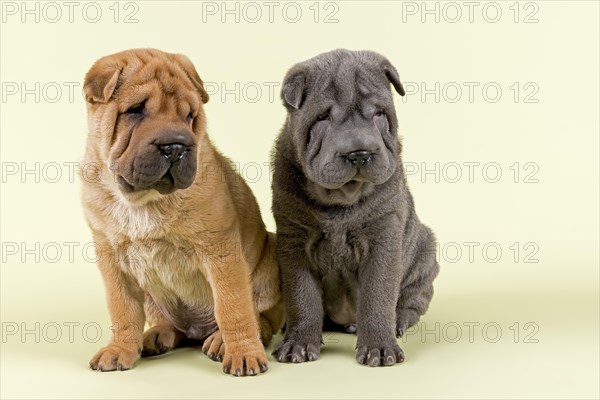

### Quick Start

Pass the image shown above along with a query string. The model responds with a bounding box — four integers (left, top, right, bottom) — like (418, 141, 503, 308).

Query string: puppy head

(281, 49, 405, 206)
(84, 48, 209, 205)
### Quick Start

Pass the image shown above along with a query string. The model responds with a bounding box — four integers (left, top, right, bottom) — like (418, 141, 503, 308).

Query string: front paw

(222, 340, 268, 377)
(89, 344, 141, 371)
(272, 338, 321, 363)
(356, 343, 404, 367)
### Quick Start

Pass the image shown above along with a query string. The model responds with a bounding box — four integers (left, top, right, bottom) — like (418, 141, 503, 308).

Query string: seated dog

(81, 48, 283, 376)
(271, 49, 439, 366)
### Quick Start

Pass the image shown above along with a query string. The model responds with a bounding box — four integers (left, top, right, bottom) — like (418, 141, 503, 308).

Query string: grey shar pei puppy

(271, 49, 440, 367)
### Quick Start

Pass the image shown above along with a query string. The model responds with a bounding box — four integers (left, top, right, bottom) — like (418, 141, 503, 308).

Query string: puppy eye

(187, 112, 194, 121)
(374, 110, 385, 117)
(125, 102, 145, 115)
(316, 112, 330, 121)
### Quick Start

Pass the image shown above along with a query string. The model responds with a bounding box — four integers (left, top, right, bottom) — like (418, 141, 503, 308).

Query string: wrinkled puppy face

(84, 48, 209, 205)
(282, 49, 405, 206)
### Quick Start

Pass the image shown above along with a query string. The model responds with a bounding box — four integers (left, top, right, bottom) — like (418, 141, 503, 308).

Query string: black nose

(157, 143, 188, 163)
(345, 150, 372, 166)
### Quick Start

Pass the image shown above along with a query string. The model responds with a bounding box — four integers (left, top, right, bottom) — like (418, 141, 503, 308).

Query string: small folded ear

(84, 60, 121, 104)
(382, 61, 405, 96)
(173, 54, 209, 104)
(282, 66, 307, 109)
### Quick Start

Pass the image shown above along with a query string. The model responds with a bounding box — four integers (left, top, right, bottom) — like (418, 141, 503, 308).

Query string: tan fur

(81, 49, 283, 376)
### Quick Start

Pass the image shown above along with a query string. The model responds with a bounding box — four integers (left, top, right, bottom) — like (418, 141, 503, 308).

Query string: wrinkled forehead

(114, 57, 199, 110)
(308, 61, 391, 109)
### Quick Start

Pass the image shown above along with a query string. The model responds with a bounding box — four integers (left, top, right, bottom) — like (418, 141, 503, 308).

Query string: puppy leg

(397, 228, 439, 337)
(272, 238, 323, 363)
(356, 247, 404, 367)
(208, 295, 283, 362)
(89, 234, 145, 371)
(259, 302, 285, 345)
(207, 251, 268, 377)
(396, 276, 435, 338)
(142, 296, 186, 357)
(250, 232, 285, 345)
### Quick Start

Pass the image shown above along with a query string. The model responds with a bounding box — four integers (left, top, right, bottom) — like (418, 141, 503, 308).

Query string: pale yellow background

(1, 1, 598, 399)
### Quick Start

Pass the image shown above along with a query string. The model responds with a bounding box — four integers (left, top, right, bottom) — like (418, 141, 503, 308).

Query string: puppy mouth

(318, 179, 366, 196)
(117, 175, 135, 193)
(117, 172, 176, 195)
(319, 174, 372, 190)
(351, 175, 372, 183)
(311, 179, 371, 206)
(153, 171, 176, 194)
(338, 179, 366, 196)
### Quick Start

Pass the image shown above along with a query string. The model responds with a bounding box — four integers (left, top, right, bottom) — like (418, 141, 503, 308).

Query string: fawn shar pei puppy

(271, 49, 439, 366)
(81, 48, 283, 376)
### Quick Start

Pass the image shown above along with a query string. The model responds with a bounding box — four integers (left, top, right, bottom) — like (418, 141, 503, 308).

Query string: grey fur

(271, 49, 439, 366)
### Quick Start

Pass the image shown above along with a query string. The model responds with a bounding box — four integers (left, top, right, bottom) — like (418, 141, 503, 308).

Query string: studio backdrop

(1, 1, 598, 399)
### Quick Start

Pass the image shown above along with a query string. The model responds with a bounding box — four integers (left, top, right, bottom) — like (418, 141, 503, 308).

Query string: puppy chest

(119, 240, 213, 304)
(309, 229, 368, 272)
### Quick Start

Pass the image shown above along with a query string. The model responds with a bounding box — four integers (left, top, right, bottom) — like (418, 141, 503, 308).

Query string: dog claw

(90, 345, 139, 372)
(357, 344, 404, 367)
(272, 339, 321, 363)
